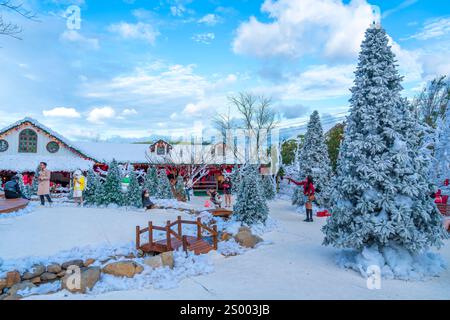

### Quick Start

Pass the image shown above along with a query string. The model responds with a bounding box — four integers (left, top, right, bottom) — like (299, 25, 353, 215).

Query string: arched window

(19, 129, 38, 153)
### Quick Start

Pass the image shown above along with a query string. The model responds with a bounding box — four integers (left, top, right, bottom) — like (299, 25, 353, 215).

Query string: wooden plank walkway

(0, 198, 30, 214)
(140, 235, 214, 255)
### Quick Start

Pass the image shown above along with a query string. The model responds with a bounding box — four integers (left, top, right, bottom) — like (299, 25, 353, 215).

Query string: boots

(304, 209, 314, 222)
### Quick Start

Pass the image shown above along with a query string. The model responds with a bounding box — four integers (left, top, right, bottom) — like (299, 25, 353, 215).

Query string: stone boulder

(61, 259, 84, 270)
(143, 251, 174, 269)
(41, 272, 58, 282)
(84, 259, 96, 267)
(22, 265, 46, 280)
(61, 267, 101, 294)
(47, 264, 62, 274)
(234, 228, 263, 248)
(102, 261, 144, 278)
(8, 281, 35, 296)
(31, 277, 41, 285)
(0, 278, 7, 291)
(6, 271, 21, 288)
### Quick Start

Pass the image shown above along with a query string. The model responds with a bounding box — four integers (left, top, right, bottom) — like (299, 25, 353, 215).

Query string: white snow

(1, 197, 449, 300)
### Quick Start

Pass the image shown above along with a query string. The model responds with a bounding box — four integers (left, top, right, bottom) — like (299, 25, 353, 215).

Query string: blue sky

(0, 0, 449, 141)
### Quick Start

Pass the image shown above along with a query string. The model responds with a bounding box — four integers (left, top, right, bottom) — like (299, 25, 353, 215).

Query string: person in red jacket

(287, 175, 316, 222)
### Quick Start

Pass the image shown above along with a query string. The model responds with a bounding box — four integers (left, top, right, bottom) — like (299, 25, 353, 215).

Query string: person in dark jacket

(287, 175, 316, 222)
(142, 189, 155, 210)
(4, 176, 27, 200)
(222, 177, 232, 208)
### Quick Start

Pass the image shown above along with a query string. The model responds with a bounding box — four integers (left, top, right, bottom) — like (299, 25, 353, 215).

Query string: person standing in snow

(287, 176, 315, 222)
(222, 177, 232, 208)
(73, 170, 86, 206)
(37, 162, 53, 206)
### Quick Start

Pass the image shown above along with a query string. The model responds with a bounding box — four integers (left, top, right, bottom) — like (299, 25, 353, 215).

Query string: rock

(8, 281, 35, 296)
(6, 271, 21, 288)
(47, 264, 62, 274)
(84, 259, 96, 267)
(238, 226, 251, 233)
(61, 267, 101, 294)
(143, 251, 174, 269)
(221, 232, 233, 242)
(160, 251, 174, 269)
(57, 271, 66, 278)
(0, 294, 7, 300)
(234, 229, 263, 248)
(22, 265, 46, 280)
(0, 278, 7, 291)
(41, 272, 57, 282)
(61, 259, 84, 270)
(143, 256, 163, 269)
(102, 261, 144, 278)
(30, 277, 41, 285)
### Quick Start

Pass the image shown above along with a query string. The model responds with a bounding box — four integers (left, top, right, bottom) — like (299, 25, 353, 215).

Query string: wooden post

(197, 217, 202, 240)
(178, 216, 182, 237)
(149, 221, 153, 246)
(136, 226, 140, 250)
(182, 235, 188, 252)
(166, 221, 172, 251)
(213, 225, 218, 250)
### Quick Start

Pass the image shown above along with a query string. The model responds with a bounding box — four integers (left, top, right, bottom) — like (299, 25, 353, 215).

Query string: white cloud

(232, 0, 376, 60)
(408, 17, 450, 41)
(60, 30, 100, 50)
(87, 107, 116, 123)
(192, 32, 215, 44)
(122, 108, 138, 116)
(198, 14, 221, 26)
(43, 107, 81, 118)
(108, 22, 160, 45)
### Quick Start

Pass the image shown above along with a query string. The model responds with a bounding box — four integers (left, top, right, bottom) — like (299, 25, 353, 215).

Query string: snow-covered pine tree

(322, 24, 447, 279)
(434, 104, 449, 187)
(31, 165, 40, 195)
(98, 159, 123, 206)
(144, 166, 158, 197)
(234, 165, 269, 225)
(126, 170, 142, 208)
(84, 169, 99, 206)
(291, 138, 303, 206)
(230, 164, 241, 195)
(293, 111, 333, 208)
(262, 174, 276, 200)
(17, 173, 31, 199)
(155, 169, 174, 199)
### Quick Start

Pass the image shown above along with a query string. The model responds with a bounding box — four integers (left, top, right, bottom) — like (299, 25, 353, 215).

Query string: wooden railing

(136, 216, 218, 253)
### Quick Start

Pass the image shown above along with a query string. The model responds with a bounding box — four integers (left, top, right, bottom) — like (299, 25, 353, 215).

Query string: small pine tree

(291, 138, 303, 206)
(230, 164, 241, 195)
(31, 165, 40, 195)
(234, 165, 269, 225)
(174, 175, 186, 201)
(144, 167, 158, 196)
(84, 169, 99, 206)
(98, 159, 123, 206)
(17, 173, 31, 199)
(295, 111, 333, 208)
(434, 105, 449, 186)
(155, 169, 174, 199)
(126, 170, 142, 208)
(262, 175, 276, 200)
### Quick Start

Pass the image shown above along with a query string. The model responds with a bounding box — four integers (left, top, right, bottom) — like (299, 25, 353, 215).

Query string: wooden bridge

(136, 216, 218, 255)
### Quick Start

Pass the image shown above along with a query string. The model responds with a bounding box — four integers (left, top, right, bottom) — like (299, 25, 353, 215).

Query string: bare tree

(413, 75, 450, 128)
(0, 0, 37, 40)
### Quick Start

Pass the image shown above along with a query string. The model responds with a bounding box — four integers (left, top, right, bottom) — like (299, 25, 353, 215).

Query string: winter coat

(37, 169, 51, 196)
(289, 178, 315, 196)
(4, 180, 23, 199)
(142, 195, 154, 208)
(73, 176, 86, 191)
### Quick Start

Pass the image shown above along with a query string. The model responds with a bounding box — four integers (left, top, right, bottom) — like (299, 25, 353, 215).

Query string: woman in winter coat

(37, 162, 53, 206)
(287, 175, 315, 222)
(142, 189, 155, 210)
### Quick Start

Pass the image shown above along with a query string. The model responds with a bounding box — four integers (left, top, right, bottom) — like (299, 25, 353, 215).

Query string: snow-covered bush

(155, 169, 174, 199)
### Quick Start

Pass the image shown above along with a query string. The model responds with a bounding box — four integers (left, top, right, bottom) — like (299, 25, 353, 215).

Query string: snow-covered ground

(1, 197, 449, 300)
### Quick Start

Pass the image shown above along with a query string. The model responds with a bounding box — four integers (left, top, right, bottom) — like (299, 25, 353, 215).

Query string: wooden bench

(0, 198, 30, 214)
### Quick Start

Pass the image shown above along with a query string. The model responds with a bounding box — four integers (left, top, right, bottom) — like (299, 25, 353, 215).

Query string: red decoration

(317, 210, 331, 217)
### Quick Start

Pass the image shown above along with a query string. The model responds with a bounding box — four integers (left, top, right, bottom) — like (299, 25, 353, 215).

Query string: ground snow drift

(337, 244, 448, 280)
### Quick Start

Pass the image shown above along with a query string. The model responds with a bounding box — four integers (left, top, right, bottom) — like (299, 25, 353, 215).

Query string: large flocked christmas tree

(155, 169, 174, 199)
(294, 111, 332, 208)
(262, 174, 276, 201)
(144, 166, 158, 196)
(98, 159, 123, 206)
(230, 164, 241, 195)
(84, 169, 100, 206)
(234, 165, 269, 225)
(433, 104, 449, 187)
(125, 170, 142, 208)
(323, 24, 447, 279)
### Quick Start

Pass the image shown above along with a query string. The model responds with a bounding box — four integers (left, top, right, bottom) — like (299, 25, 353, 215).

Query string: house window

(157, 145, 166, 155)
(19, 129, 38, 153)
(46, 141, 60, 153)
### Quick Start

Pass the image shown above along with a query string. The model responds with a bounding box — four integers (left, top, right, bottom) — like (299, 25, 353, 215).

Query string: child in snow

(73, 170, 86, 206)
(222, 177, 232, 208)
(287, 176, 316, 222)
(142, 189, 156, 210)
(207, 187, 222, 208)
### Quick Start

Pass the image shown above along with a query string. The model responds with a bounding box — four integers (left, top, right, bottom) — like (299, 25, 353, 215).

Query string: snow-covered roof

(76, 141, 150, 164)
(0, 155, 94, 172)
